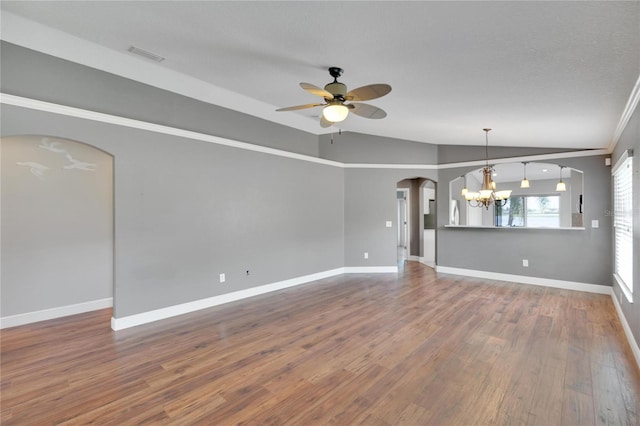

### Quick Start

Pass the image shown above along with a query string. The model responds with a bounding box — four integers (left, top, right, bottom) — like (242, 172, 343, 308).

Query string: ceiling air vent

(127, 46, 165, 63)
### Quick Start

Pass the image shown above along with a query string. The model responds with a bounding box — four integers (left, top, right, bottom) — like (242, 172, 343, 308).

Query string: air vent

(127, 46, 165, 63)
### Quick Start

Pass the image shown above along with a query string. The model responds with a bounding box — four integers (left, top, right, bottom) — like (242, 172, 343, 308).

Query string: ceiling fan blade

(348, 103, 387, 119)
(320, 116, 334, 128)
(345, 84, 391, 102)
(300, 82, 334, 99)
(276, 103, 323, 112)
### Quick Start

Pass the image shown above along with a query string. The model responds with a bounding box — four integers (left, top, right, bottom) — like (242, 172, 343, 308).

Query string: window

(613, 151, 633, 302)
(495, 195, 560, 228)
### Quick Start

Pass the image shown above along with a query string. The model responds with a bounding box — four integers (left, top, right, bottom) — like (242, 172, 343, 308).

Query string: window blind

(613, 152, 633, 299)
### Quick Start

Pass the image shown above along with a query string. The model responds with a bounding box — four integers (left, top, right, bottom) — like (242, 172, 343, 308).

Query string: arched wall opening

(396, 177, 437, 269)
(1, 135, 114, 325)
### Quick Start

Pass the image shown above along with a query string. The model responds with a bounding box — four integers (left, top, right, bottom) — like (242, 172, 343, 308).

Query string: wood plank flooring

(2, 262, 639, 425)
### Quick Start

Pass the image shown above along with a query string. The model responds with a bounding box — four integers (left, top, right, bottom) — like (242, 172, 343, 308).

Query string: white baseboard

(407, 256, 435, 269)
(0, 297, 113, 329)
(112, 266, 397, 331)
(610, 290, 640, 370)
(343, 266, 399, 273)
(435, 266, 611, 295)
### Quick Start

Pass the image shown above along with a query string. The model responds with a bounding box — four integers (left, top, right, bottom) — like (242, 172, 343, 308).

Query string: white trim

(612, 148, 633, 175)
(343, 266, 399, 274)
(0, 93, 343, 168)
(407, 256, 435, 268)
(346, 149, 612, 170)
(444, 225, 586, 231)
(112, 266, 397, 330)
(614, 274, 634, 304)
(428, 149, 612, 169)
(1, 94, 612, 171)
(435, 266, 611, 295)
(0, 297, 113, 329)
(610, 73, 640, 152)
(112, 268, 346, 330)
(610, 290, 640, 370)
(346, 163, 438, 169)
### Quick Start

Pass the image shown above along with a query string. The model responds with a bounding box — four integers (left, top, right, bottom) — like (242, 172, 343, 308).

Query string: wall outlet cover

(219, 273, 225, 283)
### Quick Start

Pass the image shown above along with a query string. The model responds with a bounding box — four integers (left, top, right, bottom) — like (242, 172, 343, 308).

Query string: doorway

(396, 189, 409, 264)
(397, 178, 437, 270)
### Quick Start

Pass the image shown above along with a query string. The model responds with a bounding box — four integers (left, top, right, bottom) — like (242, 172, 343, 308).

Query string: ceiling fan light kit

(323, 103, 349, 123)
(277, 67, 391, 127)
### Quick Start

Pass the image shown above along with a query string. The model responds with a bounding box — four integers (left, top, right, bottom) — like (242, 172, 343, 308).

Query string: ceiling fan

(276, 67, 391, 128)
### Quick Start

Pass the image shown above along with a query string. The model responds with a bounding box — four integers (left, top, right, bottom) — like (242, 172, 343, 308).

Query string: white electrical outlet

(364, 252, 369, 259)
(386, 221, 392, 228)
(522, 259, 529, 267)
(219, 273, 225, 283)
(592, 220, 599, 228)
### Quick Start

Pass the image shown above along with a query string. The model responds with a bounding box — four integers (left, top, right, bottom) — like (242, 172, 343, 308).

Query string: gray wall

(320, 131, 438, 164)
(1, 135, 113, 316)
(437, 154, 612, 285)
(2, 106, 344, 318)
(611, 103, 640, 349)
(1, 42, 319, 157)
(345, 169, 438, 268)
(1, 44, 344, 319)
(438, 144, 581, 164)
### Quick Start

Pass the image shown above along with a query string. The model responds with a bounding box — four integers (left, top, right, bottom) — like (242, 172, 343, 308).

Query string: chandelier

(464, 128, 512, 209)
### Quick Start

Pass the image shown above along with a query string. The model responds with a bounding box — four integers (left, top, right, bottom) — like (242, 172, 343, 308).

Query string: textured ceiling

(2, 1, 639, 149)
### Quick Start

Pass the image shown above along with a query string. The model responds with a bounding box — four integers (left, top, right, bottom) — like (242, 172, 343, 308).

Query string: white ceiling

(2, 1, 639, 149)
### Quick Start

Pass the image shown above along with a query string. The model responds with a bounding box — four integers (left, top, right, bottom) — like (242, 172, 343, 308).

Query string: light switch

(592, 220, 599, 228)
(386, 221, 392, 228)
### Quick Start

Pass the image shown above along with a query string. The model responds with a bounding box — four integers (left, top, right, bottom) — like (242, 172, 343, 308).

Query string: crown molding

(610, 73, 640, 152)
(1, 93, 612, 170)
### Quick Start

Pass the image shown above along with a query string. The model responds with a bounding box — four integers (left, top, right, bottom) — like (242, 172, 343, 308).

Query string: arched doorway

(396, 177, 437, 269)
(1, 135, 114, 325)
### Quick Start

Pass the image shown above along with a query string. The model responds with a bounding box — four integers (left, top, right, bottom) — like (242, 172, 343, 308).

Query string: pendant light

(464, 129, 512, 209)
(520, 162, 530, 188)
(556, 165, 567, 192)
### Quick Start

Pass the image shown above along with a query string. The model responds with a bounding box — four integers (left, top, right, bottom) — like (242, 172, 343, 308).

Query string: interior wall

(437, 154, 612, 285)
(1, 44, 345, 320)
(319, 132, 437, 164)
(345, 169, 438, 268)
(611, 102, 640, 349)
(0, 41, 320, 157)
(2, 106, 345, 319)
(437, 144, 579, 164)
(1, 135, 113, 316)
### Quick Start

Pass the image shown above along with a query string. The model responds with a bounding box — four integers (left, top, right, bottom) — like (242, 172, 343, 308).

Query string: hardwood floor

(2, 262, 639, 425)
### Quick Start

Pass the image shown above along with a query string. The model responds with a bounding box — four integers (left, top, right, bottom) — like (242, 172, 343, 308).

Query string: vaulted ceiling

(2, 1, 639, 149)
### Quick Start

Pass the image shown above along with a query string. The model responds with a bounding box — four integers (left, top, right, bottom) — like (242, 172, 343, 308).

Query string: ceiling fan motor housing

(324, 81, 347, 99)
